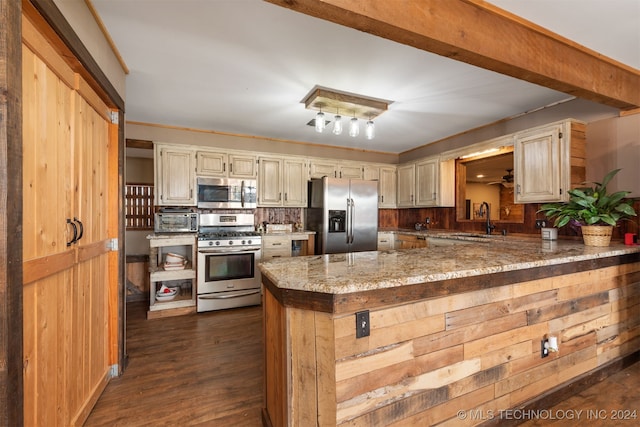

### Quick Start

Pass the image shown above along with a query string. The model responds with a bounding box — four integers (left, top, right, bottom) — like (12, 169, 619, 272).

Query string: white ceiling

(91, 0, 639, 155)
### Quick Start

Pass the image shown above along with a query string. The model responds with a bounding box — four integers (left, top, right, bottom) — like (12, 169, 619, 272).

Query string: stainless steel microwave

(154, 212, 199, 233)
(197, 177, 257, 209)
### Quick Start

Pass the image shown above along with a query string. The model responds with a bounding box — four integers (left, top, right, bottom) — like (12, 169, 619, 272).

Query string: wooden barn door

(21, 11, 116, 426)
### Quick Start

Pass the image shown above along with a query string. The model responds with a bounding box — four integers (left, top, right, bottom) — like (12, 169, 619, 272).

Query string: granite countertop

(258, 235, 640, 294)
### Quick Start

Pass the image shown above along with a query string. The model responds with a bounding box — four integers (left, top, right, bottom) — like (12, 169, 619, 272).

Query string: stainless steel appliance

(196, 177, 257, 209)
(154, 209, 198, 233)
(196, 213, 261, 312)
(306, 177, 378, 254)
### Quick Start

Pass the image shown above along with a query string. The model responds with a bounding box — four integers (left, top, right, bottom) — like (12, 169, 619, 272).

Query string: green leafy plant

(538, 169, 637, 227)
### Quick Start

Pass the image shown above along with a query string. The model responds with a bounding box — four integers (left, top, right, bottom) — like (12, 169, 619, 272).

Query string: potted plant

(537, 169, 637, 246)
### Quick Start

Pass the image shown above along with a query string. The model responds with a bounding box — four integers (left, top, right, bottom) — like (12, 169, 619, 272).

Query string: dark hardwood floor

(86, 301, 638, 426)
(84, 301, 263, 426)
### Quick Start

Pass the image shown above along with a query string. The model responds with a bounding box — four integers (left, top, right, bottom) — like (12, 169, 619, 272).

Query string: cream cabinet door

(416, 158, 438, 206)
(262, 235, 292, 260)
(156, 146, 196, 205)
(363, 165, 379, 181)
(514, 124, 565, 203)
(397, 164, 416, 207)
(258, 156, 283, 206)
(415, 158, 455, 207)
(196, 151, 227, 176)
(229, 153, 257, 178)
(283, 158, 308, 207)
(377, 232, 395, 250)
(338, 164, 363, 179)
(379, 167, 397, 208)
(309, 161, 337, 179)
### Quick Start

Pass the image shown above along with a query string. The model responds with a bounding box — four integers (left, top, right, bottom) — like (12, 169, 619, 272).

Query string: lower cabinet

(262, 233, 315, 261)
(395, 233, 428, 249)
(377, 232, 395, 250)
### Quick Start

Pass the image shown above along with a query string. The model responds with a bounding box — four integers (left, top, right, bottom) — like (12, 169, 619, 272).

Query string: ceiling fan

(489, 169, 514, 188)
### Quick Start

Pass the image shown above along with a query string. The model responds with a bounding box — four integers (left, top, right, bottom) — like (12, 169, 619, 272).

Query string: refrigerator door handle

(348, 198, 355, 244)
(345, 198, 351, 244)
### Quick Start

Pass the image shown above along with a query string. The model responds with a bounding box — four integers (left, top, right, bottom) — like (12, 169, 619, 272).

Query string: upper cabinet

(397, 164, 416, 207)
(363, 165, 397, 208)
(309, 160, 363, 179)
(378, 166, 397, 208)
(155, 144, 196, 206)
(196, 150, 256, 178)
(514, 120, 585, 203)
(258, 156, 308, 207)
(397, 157, 454, 207)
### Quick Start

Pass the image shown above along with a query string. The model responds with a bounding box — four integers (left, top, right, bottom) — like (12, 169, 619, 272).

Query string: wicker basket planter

(581, 225, 613, 247)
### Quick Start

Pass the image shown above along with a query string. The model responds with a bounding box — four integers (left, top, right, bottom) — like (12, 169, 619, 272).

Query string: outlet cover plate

(541, 339, 549, 358)
(356, 310, 370, 338)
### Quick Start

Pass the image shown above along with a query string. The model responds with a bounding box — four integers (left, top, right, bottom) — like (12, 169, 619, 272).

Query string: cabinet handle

(285, 193, 288, 201)
(74, 217, 84, 242)
(516, 184, 521, 194)
(223, 163, 226, 172)
(272, 242, 282, 246)
(66, 218, 78, 247)
(279, 192, 282, 201)
(230, 163, 233, 173)
(381, 195, 384, 203)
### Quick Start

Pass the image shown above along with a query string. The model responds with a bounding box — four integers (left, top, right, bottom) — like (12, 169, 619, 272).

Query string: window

(125, 184, 154, 230)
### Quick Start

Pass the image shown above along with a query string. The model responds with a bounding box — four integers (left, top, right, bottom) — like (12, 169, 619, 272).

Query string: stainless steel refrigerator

(306, 177, 379, 254)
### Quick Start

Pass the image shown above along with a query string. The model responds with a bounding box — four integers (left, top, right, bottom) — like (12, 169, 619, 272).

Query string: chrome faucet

(479, 201, 495, 235)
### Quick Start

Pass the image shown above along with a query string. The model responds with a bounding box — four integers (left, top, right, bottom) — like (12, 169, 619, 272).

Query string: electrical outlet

(535, 219, 547, 229)
(355, 310, 370, 338)
(541, 338, 549, 358)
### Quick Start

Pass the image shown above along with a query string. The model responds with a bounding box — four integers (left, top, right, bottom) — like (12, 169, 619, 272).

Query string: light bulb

(315, 111, 325, 133)
(365, 120, 375, 139)
(349, 117, 359, 137)
(333, 115, 343, 135)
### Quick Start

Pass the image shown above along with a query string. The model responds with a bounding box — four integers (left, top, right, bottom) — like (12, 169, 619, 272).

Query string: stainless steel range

(196, 213, 262, 312)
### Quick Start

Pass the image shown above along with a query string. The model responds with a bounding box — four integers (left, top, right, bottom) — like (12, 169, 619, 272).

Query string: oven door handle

(198, 247, 261, 254)
(198, 289, 261, 299)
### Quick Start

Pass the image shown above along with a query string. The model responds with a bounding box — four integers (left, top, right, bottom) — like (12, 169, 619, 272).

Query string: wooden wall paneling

(265, 259, 640, 424)
(289, 307, 318, 426)
(263, 290, 287, 427)
(315, 311, 337, 427)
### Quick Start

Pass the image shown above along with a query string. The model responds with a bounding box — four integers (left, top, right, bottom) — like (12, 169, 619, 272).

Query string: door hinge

(558, 132, 563, 139)
(106, 238, 118, 251)
(110, 111, 119, 124)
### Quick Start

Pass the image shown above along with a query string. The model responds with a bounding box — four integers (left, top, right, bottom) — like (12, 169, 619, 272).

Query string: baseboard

(479, 350, 640, 427)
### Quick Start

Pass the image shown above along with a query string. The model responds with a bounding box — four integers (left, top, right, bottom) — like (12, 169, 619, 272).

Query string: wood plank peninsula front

(259, 237, 640, 426)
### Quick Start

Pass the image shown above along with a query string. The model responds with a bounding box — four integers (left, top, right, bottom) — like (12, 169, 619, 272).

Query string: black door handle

(66, 218, 78, 246)
(74, 217, 84, 242)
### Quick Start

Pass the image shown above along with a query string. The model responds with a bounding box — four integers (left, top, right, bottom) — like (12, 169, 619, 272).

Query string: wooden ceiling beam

(266, 0, 640, 110)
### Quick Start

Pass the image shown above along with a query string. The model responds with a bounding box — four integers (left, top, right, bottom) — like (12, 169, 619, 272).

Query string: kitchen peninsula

(259, 236, 640, 426)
